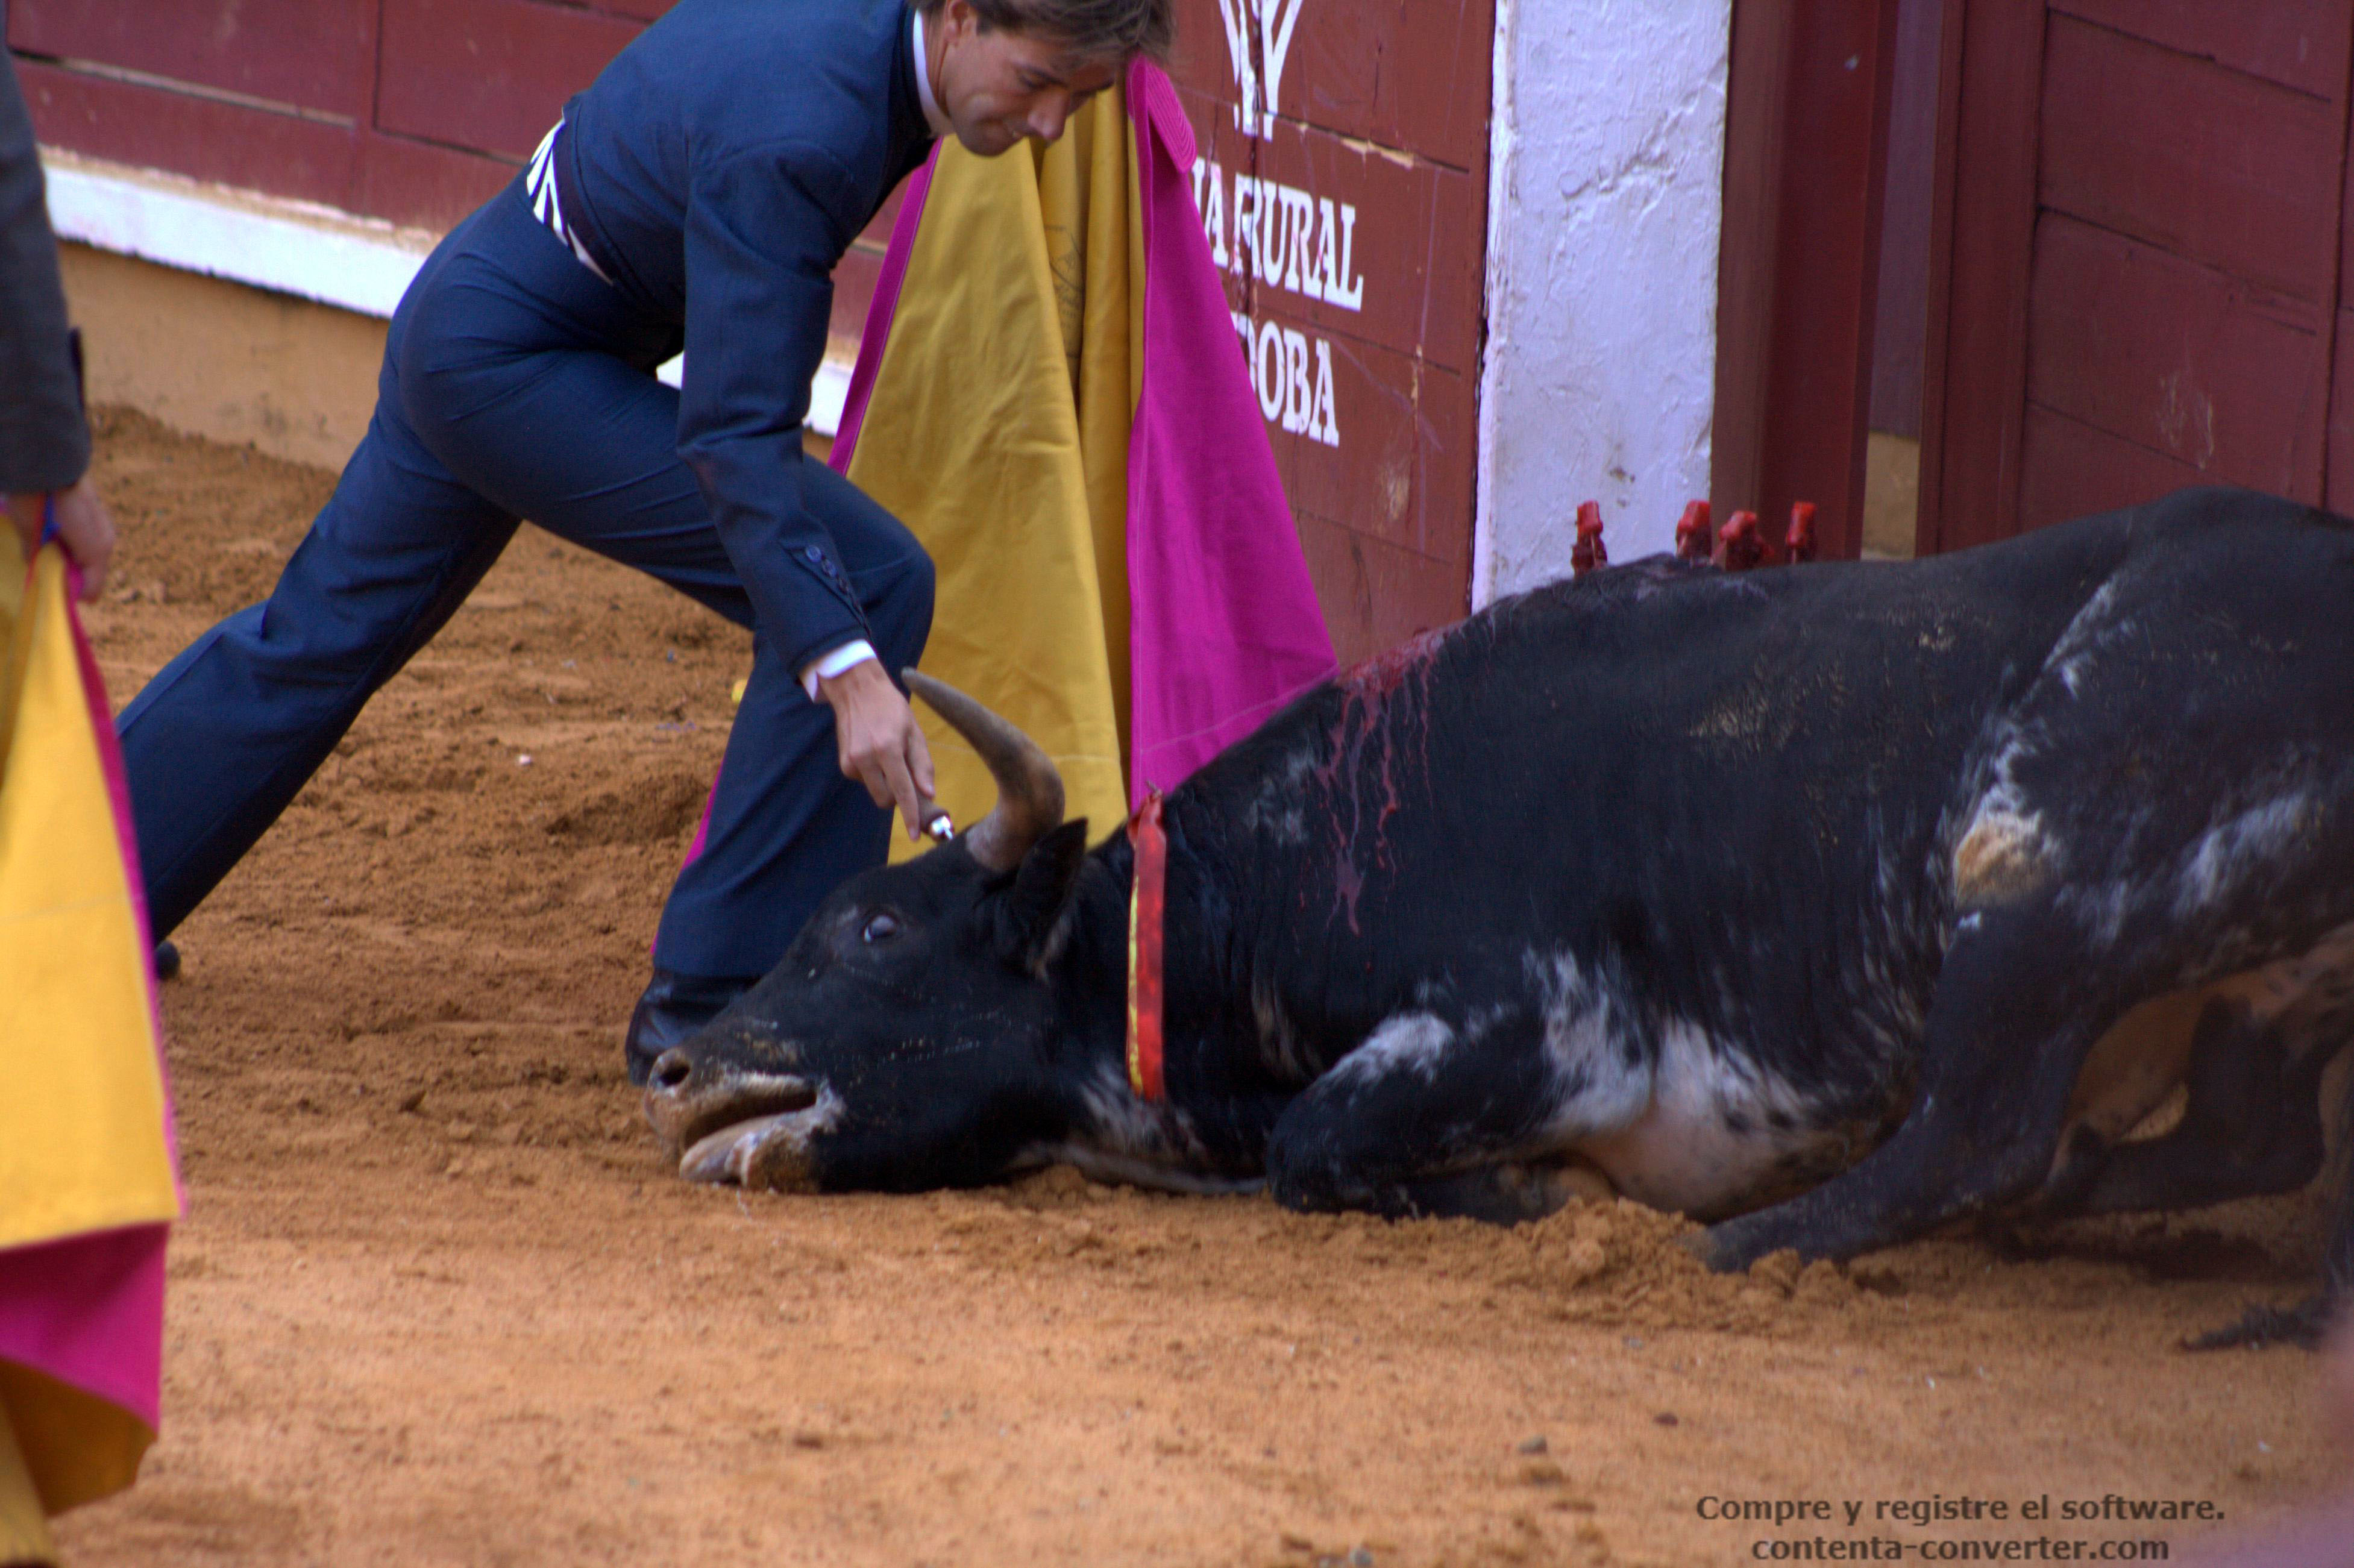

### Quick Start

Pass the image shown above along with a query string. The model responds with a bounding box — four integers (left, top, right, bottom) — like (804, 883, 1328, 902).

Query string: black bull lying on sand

(647, 488, 2354, 1338)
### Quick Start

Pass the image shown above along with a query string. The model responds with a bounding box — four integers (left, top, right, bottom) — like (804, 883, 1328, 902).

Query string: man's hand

(7, 475, 118, 601)
(816, 658, 937, 839)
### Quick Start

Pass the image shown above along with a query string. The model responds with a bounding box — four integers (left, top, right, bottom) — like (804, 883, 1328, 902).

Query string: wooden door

(1714, 0, 1903, 562)
(1921, 1, 2354, 552)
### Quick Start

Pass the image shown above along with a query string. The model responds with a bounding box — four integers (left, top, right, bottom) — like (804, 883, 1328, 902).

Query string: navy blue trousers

(117, 181, 934, 982)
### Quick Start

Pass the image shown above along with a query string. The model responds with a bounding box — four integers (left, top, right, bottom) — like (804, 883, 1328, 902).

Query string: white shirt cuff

(800, 639, 879, 700)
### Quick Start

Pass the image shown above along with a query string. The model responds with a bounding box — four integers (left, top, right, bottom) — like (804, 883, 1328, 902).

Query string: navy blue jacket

(556, 0, 935, 674)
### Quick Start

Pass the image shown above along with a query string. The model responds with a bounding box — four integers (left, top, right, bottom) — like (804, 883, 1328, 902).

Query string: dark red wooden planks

(17, 58, 363, 210)
(2016, 404, 2215, 532)
(1170, 5, 1486, 657)
(7, 0, 377, 119)
(377, 0, 644, 162)
(354, 133, 520, 232)
(1918, 0, 2044, 553)
(1713, 0, 1900, 561)
(1260, 339, 1474, 559)
(1293, 515, 1467, 668)
(2040, 13, 2343, 305)
(589, 1, 679, 22)
(2051, 0, 2352, 101)
(2328, 309, 2354, 512)
(1242, 121, 1481, 375)
(1167, 0, 1493, 169)
(2024, 213, 2327, 497)
(1869, 0, 1945, 439)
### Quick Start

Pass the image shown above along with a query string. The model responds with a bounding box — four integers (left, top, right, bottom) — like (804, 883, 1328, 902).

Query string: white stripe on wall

(37, 149, 852, 437)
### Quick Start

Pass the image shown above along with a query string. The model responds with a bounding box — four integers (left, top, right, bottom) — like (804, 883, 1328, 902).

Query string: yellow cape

(0, 536, 177, 1254)
(0, 531, 181, 1559)
(842, 92, 1146, 858)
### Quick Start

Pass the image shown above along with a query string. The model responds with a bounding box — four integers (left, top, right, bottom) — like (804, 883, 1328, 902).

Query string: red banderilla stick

(1571, 500, 1607, 576)
(1718, 510, 1763, 572)
(1785, 501, 1818, 564)
(1674, 500, 1712, 562)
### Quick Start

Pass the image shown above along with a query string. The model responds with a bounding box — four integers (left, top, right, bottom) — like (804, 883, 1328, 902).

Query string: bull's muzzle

(642, 1049, 835, 1191)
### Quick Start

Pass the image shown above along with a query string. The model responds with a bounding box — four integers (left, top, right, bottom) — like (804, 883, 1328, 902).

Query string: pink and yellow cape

(833, 60, 1334, 844)
(0, 531, 180, 1563)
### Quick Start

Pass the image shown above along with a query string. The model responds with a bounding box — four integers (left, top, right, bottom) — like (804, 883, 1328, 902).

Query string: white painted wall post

(1474, 0, 1733, 604)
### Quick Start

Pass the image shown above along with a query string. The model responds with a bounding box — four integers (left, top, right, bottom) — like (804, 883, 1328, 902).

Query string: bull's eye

(862, 913, 901, 944)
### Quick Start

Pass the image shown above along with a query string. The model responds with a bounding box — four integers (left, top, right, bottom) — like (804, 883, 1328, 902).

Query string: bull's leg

(1265, 1007, 1581, 1221)
(1699, 906, 2115, 1270)
(2042, 999, 2341, 1218)
(2186, 1053, 2354, 1351)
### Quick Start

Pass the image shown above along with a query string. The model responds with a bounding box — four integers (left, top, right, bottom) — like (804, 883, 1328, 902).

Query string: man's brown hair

(918, 0, 1176, 64)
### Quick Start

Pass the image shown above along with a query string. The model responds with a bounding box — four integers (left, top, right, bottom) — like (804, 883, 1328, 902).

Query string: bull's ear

(988, 819, 1091, 971)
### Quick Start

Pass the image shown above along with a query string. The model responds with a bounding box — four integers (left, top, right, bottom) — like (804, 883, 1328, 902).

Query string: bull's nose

(648, 1047, 697, 1094)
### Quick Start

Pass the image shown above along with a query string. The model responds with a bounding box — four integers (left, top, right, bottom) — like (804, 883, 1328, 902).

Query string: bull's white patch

(1574, 1021, 1833, 1218)
(1328, 1012, 1455, 1088)
(1518, 951, 1838, 1216)
(1946, 714, 2059, 909)
(1061, 1064, 1254, 1194)
(2055, 878, 2134, 949)
(2232, 920, 2354, 1017)
(1238, 744, 1316, 847)
(1528, 952, 1651, 1136)
(2173, 794, 2314, 917)
(2041, 579, 2126, 699)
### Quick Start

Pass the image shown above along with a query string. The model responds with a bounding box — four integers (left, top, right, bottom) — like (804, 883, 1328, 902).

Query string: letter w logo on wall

(1217, 0, 1305, 140)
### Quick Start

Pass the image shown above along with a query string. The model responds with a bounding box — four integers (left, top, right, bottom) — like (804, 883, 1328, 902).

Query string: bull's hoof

(2182, 1296, 2332, 1352)
(2035, 1125, 2108, 1214)
(1264, 1145, 1378, 1217)
(154, 941, 181, 982)
(1691, 1214, 1797, 1274)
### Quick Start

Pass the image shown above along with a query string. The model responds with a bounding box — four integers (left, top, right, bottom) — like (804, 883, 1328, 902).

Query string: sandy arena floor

(43, 410, 2354, 1567)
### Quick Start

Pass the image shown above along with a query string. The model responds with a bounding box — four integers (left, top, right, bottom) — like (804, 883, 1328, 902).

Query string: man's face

(933, 1, 1123, 157)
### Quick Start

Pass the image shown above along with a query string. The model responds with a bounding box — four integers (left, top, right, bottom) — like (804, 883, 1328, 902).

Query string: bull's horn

(903, 670, 1065, 873)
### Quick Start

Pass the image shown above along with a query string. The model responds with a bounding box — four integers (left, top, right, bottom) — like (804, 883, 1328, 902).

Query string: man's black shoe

(154, 941, 181, 982)
(624, 968, 752, 1087)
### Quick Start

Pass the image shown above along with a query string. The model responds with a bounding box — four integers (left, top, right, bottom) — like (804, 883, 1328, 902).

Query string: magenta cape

(833, 60, 1334, 803)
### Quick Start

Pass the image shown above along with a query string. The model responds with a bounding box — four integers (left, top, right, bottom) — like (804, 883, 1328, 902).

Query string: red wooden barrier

(13, 0, 1495, 663)
(378, 0, 644, 163)
(1170, 0, 1493, 665)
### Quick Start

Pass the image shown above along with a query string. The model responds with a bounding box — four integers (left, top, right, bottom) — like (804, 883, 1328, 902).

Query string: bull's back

(1193, 489, 2352, 1077)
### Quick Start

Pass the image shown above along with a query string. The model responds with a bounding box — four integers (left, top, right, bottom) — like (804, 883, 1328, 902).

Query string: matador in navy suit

(116, 0, 1168, 1080)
